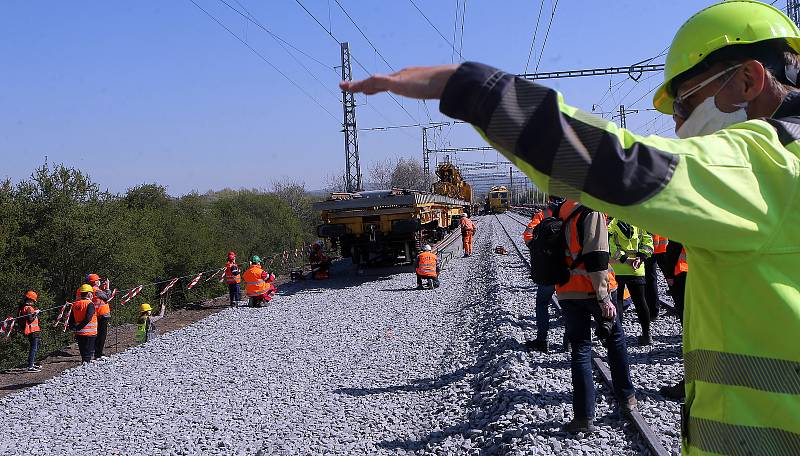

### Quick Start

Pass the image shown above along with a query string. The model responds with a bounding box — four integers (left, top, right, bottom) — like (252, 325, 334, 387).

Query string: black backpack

(530, 203, 589, 286)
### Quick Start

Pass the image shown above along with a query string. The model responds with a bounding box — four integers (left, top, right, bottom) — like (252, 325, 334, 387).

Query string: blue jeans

(228, 283, 241, 305)
(28, 335, 40, 368)
(535, 284, 555, 341)
(561, 292, 635, 420)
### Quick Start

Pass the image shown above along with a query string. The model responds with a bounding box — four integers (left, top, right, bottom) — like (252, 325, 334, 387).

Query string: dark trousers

(416, 274, 440, 288)
(615, 275, 651, 336)
(228, 283, 241, 306)
(28, 335, 40, 368)
(94, 316, 110, 358)
(672, 273, 686, 323)
(562, 292, 634, 420)
(535, 284, 555, 341)
(643, 255, 661, 317)
(76, 335, 96, 363)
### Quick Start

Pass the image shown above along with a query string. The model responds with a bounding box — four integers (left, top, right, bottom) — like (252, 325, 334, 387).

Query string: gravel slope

(0, 215, 682, 455)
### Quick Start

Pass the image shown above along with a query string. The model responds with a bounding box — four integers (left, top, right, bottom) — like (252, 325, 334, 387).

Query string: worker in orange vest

(661, 240, 688, 400)
(69, 284, 98, 363)
(554, 199, 635, 433)
(459, 214, 476, 257)
(415, 244, 440, 289)
(523, 196, 562, 353)
(224, 251, 242, 306)
(242, 256, 277, 307)
(17, 291, 42, 372)
(86, 273, 112, 360)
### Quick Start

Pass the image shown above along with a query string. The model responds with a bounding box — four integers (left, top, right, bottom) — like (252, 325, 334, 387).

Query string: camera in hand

(595, 317, 615, 339)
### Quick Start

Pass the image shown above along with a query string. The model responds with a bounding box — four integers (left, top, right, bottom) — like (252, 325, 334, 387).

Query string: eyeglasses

(672, 64, 742, 119)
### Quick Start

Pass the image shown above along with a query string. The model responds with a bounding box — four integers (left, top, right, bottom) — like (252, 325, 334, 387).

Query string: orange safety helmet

(87, 273, 101, 282)
(24, 290, 38, 302)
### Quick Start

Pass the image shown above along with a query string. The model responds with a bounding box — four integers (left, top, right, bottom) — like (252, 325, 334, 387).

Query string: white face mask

(675, 96, 748, 139)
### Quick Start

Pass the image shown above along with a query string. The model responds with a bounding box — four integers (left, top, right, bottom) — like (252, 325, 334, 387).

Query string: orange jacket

(93, 286, 111, 317)
(72, 299, 98, 336)
(522, 208, 551, 243)
(224, 261, 242, 284)
(675, 247, 688, 276)
(416, 251, 438, 278)
(652, 234, 669, 254)
(243, 265, 270, 297)
(19, 305, 40, 336)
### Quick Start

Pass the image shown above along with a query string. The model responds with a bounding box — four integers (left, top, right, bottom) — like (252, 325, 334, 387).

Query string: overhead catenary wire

(186, 0, 339, 121)
(523, 0, 546, 74)
(534, 0, 560, 72)
(407, 0, 463, 60)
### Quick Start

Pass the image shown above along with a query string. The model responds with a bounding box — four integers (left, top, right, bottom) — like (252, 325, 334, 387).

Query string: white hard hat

(422, 244, 432, 251)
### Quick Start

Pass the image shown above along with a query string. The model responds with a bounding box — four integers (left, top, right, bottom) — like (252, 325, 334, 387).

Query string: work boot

(561, 418, 596, 434)
(620, 394, 638, 418)
(638, 333, 653, 346)
(525, 338, 549, 354)
(660, 379, 685, 400)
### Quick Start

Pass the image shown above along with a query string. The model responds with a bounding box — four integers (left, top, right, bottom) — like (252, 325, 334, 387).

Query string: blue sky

(1, 0, 728, 194)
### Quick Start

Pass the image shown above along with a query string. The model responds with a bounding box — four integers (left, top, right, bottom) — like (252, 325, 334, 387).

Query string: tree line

(0, 164, 320, 370)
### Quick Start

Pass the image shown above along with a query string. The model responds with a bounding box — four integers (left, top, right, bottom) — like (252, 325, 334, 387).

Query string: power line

(534, 0, 560, 72)
(186, 0, 338, 121)
(222, 0, 340, 102)
(523, 0, 546, 74)
(451, 0, 460, 63)
(333, 0, 395, 71)
(458, 0, 467, 58)
(293, 0, 419, 123)
(407, 0, 463, 60)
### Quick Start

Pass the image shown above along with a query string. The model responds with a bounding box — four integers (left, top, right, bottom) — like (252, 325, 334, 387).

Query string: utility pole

(340, 42, 362, 193)
(422, 126, 430, 177)
(789, 0, 800, 27)
(618, 104, 627, 129)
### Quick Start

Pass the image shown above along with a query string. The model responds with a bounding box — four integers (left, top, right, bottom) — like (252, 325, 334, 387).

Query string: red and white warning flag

(186, 272, 203, 290)
(52, 302, 71, 327)
(106, 288, 118, 302)
(2, 317, 15, 339)
(160, 278, 180, 296)
(120, 285, 143, 306)
(205, 268, 224, 283)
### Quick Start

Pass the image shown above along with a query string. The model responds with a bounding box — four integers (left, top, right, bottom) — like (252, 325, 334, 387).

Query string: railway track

(493, 213, 671, 456)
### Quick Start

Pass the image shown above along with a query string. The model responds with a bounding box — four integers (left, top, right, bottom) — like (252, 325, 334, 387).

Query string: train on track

(314, 163, 472, 266)
(486, 185, 511, 213)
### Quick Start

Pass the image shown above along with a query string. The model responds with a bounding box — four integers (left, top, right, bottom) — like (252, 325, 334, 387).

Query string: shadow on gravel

(626, 348, 683, 366)
(1, 382, 42, 391)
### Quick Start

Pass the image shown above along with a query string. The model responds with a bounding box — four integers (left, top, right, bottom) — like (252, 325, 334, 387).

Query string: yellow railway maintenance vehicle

(315, 189, 468, 266)
(431, 162, 473, 209)
(486, 185, 511, 213)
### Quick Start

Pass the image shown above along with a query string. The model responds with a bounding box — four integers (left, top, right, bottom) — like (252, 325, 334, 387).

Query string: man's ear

(741, 60, 767, 102)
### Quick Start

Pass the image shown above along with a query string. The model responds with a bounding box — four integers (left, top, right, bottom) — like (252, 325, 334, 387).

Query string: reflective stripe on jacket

(242, 265, 270, 297)
(224, 261, 242, 284)
(415, 251, 438, 278)
(652, 234, 669, 254)
(439, 61, 800, 454)
(19, 305, 40, 336)
(72, 299, 97, 336)
(675, 247, 688, 277)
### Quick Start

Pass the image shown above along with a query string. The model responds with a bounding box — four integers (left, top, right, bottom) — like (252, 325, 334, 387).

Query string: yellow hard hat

(140, 303, 153, 313)
(653, 0, 800, 114)
(78, 284, 94, 293)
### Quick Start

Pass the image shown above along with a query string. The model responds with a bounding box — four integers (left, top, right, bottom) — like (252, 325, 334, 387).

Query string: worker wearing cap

(415, 244, 440, 289)
(69, 284, 97, 363)
(86, 273, 112, 360)
(309, 241, 331, 279)
(17, 291, 41, 372)
(224, 252, 241, 307)
(341, 1, 800, 451)
(136, 302, 166, 344)
(243, 256, 275, 307)
(459, 214, 476, 256)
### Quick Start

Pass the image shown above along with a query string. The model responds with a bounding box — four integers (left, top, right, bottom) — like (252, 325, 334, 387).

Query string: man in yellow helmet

(341, 2, 800, 453)
(136, 302, 166, 344)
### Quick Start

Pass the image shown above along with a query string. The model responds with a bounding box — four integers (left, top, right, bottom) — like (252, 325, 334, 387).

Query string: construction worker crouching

(86, 273, 112, 360)
(243, 256, 277, 307)
(415, 245, 440, 290)
(309, 241, 331, 279)
(17, 291, 42, 372)
(136, 302, 166, 344)
(69, 284, 98, 363)
(459, 214, 476, 257)
(224, 251, 242, 307)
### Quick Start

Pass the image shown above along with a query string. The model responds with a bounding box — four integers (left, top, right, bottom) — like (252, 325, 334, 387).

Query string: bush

(0, 164, 320, 370)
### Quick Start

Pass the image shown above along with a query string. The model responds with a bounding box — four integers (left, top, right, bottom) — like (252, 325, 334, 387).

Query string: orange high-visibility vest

(92, 286, 111, 317)
(652, 234, 669, 254)
(19, 305, 40, 336)
(522, 208, 550, 243)
(460, 218, 475, 234)
(674, 247, 688, 276)
(72, 299, 98, 336)
(416, 252, 438, 278)
(224, 261, 241, 284)
(555, 201, 617, 296)
(243, 265, 270, 297)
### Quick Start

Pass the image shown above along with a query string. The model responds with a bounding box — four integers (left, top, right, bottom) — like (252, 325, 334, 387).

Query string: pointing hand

(339, 65, 459, 99)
